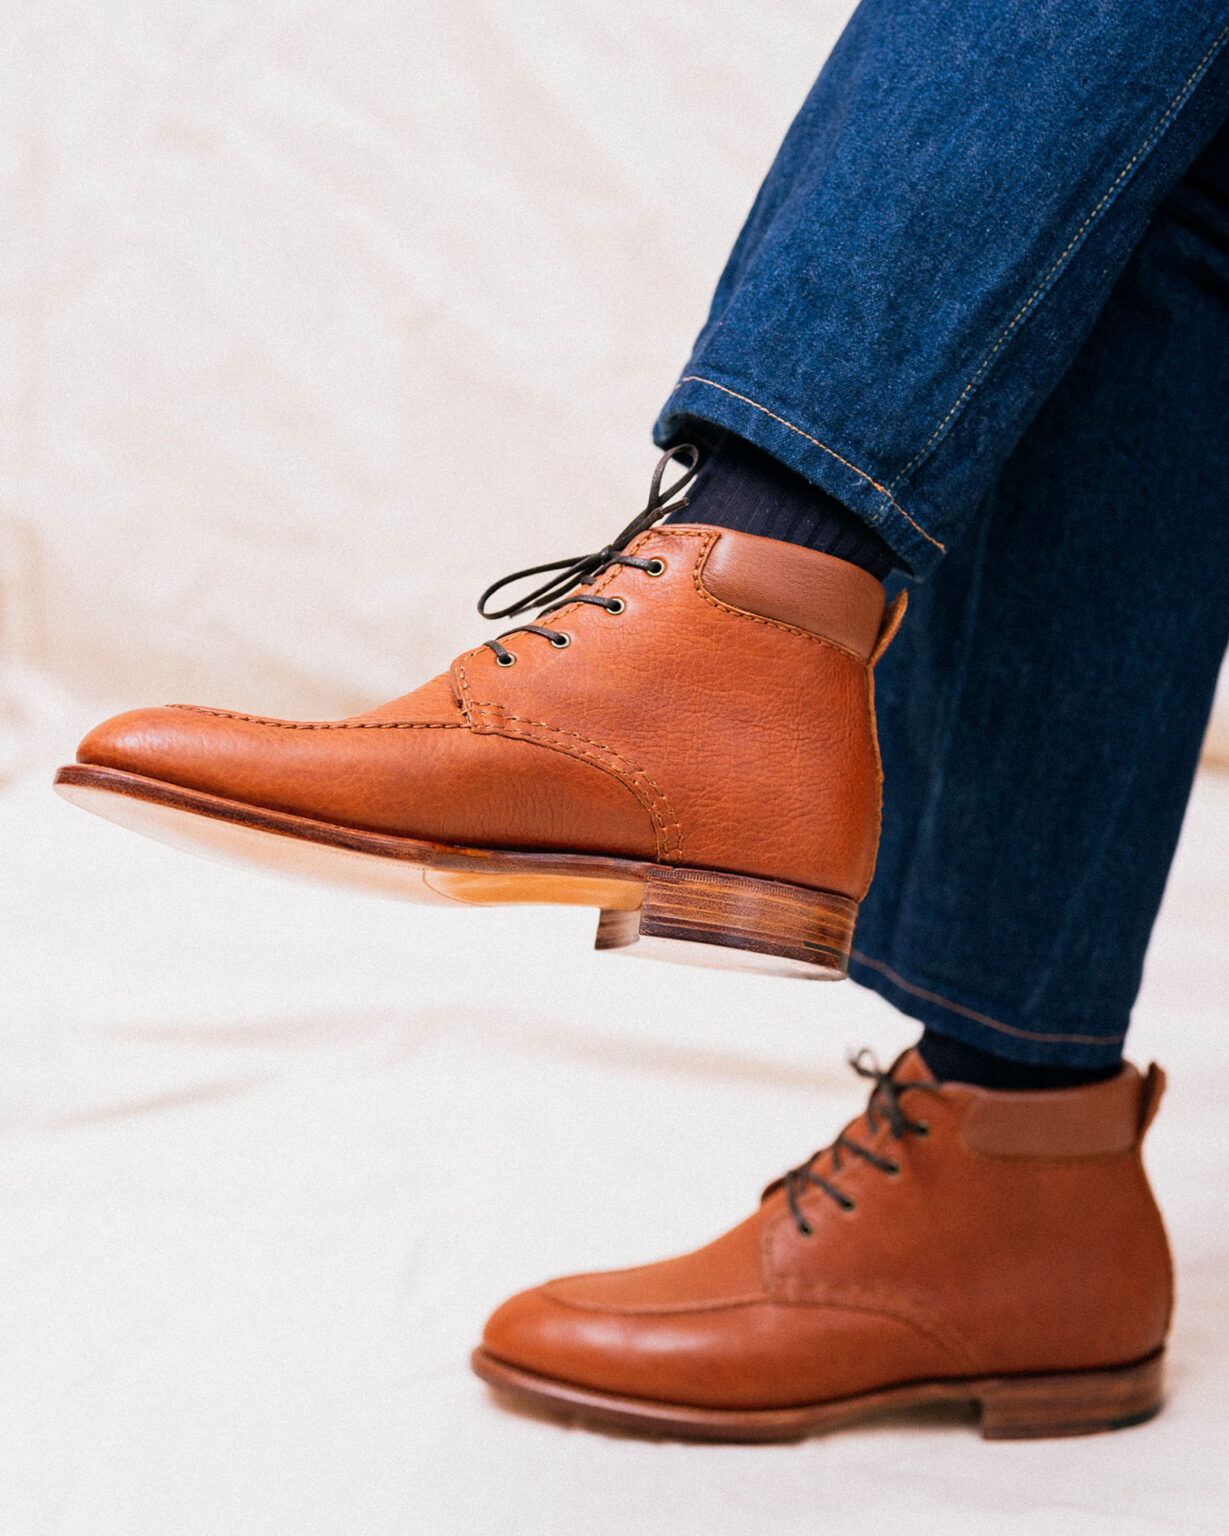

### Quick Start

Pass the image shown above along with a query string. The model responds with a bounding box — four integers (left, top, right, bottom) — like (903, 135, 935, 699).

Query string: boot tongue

(888, 1047, 939, 1087)
(761, 1048, 937, 1208)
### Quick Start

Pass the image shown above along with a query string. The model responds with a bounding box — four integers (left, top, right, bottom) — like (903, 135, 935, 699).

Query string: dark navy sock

(916, 1030, 1122, 1091)
(664, 432, 898, 580)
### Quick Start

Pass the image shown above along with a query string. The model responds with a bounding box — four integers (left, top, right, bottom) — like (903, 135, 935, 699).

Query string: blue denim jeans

(655, 1, 1229, 1068)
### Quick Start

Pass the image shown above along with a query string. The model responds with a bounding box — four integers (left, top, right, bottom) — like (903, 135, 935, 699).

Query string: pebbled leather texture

(76, 525, 894, 894)
(700, 529, 886, 659)
(480, 1051, 1174, 1411)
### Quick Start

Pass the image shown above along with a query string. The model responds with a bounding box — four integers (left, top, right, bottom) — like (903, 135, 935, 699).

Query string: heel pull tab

(1138, 1063, 1167, 1140)
(869, 591, 908, 667)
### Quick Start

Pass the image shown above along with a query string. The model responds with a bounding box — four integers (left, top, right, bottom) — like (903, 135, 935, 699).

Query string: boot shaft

(765, 1056, 1174, 1372)
(455, 524, 899, 896)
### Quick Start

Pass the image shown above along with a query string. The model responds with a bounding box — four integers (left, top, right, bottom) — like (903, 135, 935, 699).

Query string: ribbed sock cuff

(916, 1029, 1123, 1090)
(664, 431, 898, 581)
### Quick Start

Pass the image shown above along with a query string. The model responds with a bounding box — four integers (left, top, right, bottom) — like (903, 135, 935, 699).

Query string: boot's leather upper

(77, 526, 898, 897)
(481, 1051, 1172, 1410)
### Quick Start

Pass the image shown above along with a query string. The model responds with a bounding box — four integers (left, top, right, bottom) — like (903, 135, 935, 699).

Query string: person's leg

(656, 0, 1229, 576)
(59, 4, 1229, 992)
(478, 1050, 1173, 1439)
(664, 430, 899, 579)
(652, 1, 1229, 1083)
(472, 107, 1229, 1444)
(858, 115, 1229, 1075)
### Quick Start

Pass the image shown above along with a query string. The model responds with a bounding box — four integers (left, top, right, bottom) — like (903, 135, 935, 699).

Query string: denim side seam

(677, 374, 946, 553)
(886, 16, 1229, 495)
(850, 949, 1127, 1048)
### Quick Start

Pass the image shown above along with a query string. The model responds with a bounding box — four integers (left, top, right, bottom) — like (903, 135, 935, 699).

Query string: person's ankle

(916, 1029, 1122, 1091)
(663, 431, 899, 580)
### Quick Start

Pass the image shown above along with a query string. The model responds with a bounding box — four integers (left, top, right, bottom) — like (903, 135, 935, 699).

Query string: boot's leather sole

(470, 1345, 1165, 1443)
(54, 764, 857, 979)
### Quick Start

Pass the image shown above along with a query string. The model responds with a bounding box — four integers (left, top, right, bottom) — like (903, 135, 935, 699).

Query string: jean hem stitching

(886, 18, 1229, 493)
(675, 374, 946, 552)
(850, 949, 1127, 1046)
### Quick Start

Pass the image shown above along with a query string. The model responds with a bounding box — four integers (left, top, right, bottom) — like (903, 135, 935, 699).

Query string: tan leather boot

(55, 450, 904, 977)
(474, 1050, 1173, 1441)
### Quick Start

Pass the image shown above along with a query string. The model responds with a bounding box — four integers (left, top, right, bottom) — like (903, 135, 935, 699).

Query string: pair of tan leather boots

(57, 462, 1172, 1443)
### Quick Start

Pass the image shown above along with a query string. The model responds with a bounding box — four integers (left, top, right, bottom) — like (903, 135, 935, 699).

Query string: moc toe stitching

(76, 702, 663, 855)
(165, 707, 466, 731)
(473, 714, 683, 860)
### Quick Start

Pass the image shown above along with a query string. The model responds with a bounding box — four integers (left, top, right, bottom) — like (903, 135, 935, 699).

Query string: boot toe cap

(481, 1283, 656, 1395)
(72, 704, 318, 818)
(77, 706, 215, 782)
(479, 1270, 970, 1411)
(481, 1278, 765, 1406)
(481, 1285, 596, 1377)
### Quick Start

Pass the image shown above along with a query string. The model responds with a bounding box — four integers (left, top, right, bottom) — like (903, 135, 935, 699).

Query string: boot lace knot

(476, 445, 701, 664)
(775, 1050, 940, 1236)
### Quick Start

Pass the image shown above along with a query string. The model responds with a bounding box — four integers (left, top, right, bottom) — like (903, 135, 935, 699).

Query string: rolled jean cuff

(849, 950, 1128, 1071)
(653, 373, 947, 577)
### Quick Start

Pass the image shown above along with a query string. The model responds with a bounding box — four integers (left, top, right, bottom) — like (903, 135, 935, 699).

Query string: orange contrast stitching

(776, 1286, 977, 1373)
(170, 707, 462, 732)
(469, 700, 683, 860)
(474, 721, 671, 859)
(454, 654, 483, 723)
(676, 375, 944, 552)
(656, 526, 868, 662)
(851, 950, 1126, 1046)
(860, 669, 884, 904)
(888, 20, 1229, 491)
(174, 694, 674, 858)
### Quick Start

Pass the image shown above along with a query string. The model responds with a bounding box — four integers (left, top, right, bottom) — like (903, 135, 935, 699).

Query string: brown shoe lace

(775, 1050, 940, 1234)
(477, 445, 701, 665)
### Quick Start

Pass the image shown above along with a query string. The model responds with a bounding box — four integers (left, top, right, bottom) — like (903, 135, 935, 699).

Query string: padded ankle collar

(956, 1062, 1164, 1158)
(658, 524, 888, 660)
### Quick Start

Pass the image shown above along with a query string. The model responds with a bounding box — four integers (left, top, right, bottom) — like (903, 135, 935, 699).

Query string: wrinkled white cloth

(0, 1, 854, 731)
(2, 2, 1227, 1530)
(0, 0, 1223, 747)
(2, 730, 1228, 1536)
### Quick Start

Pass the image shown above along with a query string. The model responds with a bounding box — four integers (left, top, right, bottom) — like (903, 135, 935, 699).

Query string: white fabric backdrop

(2, 4, 1227, 1532)
(0, 0, 1224, 762)
(0, 0, 855, 741)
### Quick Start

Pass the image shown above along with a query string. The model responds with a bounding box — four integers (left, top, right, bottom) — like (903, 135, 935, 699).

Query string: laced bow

(477, 444, 702, 623)
(773, 1050, 940, 1236)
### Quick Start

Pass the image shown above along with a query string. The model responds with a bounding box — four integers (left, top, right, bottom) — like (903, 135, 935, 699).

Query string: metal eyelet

(495, 652, 517, 667)
(841, 1198, 858, 1213)
(886, 1161, 901, 1177)
(605, 598, 626, 615)
(915, 1122, 930, 1137)
(645, 558, 666, 577)
(550, 633, 572, 649)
